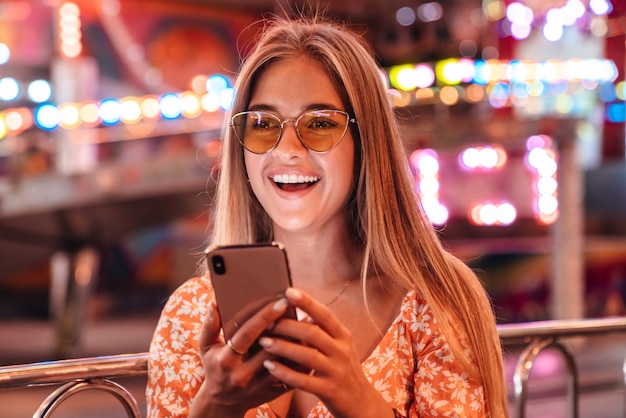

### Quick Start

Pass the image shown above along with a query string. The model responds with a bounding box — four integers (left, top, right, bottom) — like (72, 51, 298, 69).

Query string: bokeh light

(0, 77, 20, 101)
(99, 98, 122, 125)
(35, 104, 61, 130)
(27, 80, 52, 103)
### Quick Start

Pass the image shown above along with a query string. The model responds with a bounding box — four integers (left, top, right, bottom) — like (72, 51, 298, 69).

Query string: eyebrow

(247, 103, 345, 113)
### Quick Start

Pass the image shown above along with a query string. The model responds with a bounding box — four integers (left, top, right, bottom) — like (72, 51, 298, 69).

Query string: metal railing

(0, 353, 147, 418)
(1, 317, 625, 418)
(498, 316, 626, 418)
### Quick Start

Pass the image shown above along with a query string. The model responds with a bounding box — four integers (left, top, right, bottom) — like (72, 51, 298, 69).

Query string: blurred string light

(435, 58, 475, 85)
(526, 135, 559, 224)
(484, 0, 506, 21)
(99, 98, 122, 125)
(34, 104, 61, 131)
(396, 7, 416, 26)
(5, 109, 30, 133)
(601, 80, 626, 123)
(141, 96, 161, 119)
(417, 2, 443, 22)
(459, 145, 507, 170)
(506, 2, 534, 40)
(389, 64, 435, 90)
(159, 94, 182, 120)
(389, 58, 618, 89)
(589, 0, 613, 15)
(180, 92, 202, 118)
(439, 86, 461, 105)
(470, 202, 517, 226)
(27, 80, 52, 103)
(0, 77, 20, 101)
(0, 55, 622, 138)
(498, 0, 614, 41)
(605, 102, 625, 123)
(394, 3, 442, 26)
(408, 141, 559, 226)
(386, 57, 620, 121)
(120, 97, 142, 124)
(410, 149, 449, 225)
(458, 144, 516, 226)
(58, 2, 82, 58)
(411, 145, 521, 226)
(59, 102, 80, 129)
(0, 74, 234, 140)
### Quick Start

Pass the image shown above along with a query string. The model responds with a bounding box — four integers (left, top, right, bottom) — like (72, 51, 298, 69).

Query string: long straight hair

(209, 15, 509, 417)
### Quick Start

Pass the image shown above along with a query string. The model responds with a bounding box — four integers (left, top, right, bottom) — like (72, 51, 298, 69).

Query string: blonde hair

(209, 15, 508, 417)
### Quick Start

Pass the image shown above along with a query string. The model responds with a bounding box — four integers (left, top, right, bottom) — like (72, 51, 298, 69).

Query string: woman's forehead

(247, 58, 345, 113)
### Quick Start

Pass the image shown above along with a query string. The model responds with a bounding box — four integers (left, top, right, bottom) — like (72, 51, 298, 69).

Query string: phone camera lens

(211, 255, 226, 274)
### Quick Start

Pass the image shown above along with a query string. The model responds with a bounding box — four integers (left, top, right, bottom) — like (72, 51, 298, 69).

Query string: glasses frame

(230, 109, 357, 154)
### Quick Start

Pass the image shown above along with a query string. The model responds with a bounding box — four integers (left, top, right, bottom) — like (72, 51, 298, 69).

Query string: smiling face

(243, 57, 355, 238)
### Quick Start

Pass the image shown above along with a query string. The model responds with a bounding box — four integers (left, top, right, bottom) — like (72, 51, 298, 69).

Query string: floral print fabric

(146, 276, 488, 417)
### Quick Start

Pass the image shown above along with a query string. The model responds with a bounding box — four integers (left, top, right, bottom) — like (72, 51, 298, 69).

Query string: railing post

(512, 337, 579, 418)
(33, 378, 141, 418)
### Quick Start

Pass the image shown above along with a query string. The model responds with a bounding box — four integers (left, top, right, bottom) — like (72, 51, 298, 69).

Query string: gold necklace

(325, 276, 357, 306)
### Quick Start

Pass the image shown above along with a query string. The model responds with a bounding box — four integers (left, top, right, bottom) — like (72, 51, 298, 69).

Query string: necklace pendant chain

(325, 276, 356, 306)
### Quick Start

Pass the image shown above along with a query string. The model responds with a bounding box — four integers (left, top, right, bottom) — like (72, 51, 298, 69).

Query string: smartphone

(205, 242, 297, 353)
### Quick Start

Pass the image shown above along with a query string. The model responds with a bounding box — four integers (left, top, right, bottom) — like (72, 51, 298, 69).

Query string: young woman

(147, 15, 509, 418)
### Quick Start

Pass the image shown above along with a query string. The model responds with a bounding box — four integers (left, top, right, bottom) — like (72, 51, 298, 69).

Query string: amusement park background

(0, 0, 625, 416)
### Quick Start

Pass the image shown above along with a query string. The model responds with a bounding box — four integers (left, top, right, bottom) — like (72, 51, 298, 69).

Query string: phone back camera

(211, 255, 226, 275)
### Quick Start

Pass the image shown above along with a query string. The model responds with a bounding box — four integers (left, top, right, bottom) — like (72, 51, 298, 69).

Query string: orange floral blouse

(146, 276, 489, 417)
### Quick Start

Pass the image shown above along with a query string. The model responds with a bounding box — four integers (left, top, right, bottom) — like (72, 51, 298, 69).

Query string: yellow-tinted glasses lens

(230, 110, 355, 154)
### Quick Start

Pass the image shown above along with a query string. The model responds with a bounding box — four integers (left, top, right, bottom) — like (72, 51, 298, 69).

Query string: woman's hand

(258, 288, 395, 418)
(189, 298, 292, 418)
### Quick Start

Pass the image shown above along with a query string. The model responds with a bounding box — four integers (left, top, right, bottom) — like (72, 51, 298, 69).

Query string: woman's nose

(272, 121, 307, 156)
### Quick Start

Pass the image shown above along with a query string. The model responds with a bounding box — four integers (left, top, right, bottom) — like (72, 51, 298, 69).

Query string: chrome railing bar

(0, 353, 147, 389)
(497, 317, 626, 341)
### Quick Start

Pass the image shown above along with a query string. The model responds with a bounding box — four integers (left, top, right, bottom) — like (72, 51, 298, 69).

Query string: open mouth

(272, 174, 319, 191)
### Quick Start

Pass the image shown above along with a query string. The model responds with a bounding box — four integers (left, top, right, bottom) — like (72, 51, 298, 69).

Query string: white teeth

(272, 174, 319, 184)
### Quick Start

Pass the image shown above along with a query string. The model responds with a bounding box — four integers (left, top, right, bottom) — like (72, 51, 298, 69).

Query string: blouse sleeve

(403, 295, 488, 417)
(146, 277, 213, 418)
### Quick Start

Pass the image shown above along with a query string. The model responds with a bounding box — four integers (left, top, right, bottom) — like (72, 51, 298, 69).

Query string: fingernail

(296, 308, 307, 321)
(263, 359, 276, 371)
(285, 287, 302, 301)
(273, 297, 288, 312)
(258, 337, 273, 347)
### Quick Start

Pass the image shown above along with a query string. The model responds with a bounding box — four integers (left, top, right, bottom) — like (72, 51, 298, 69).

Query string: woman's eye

(251, 119, 273, 129)
(310, 118, 335, 129)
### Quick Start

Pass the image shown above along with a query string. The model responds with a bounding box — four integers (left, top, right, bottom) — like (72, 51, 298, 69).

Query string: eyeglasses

(230, 109, 357, 154)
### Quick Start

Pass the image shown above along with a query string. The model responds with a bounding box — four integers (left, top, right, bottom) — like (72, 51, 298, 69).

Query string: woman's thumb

(198, 299, 221, 354)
